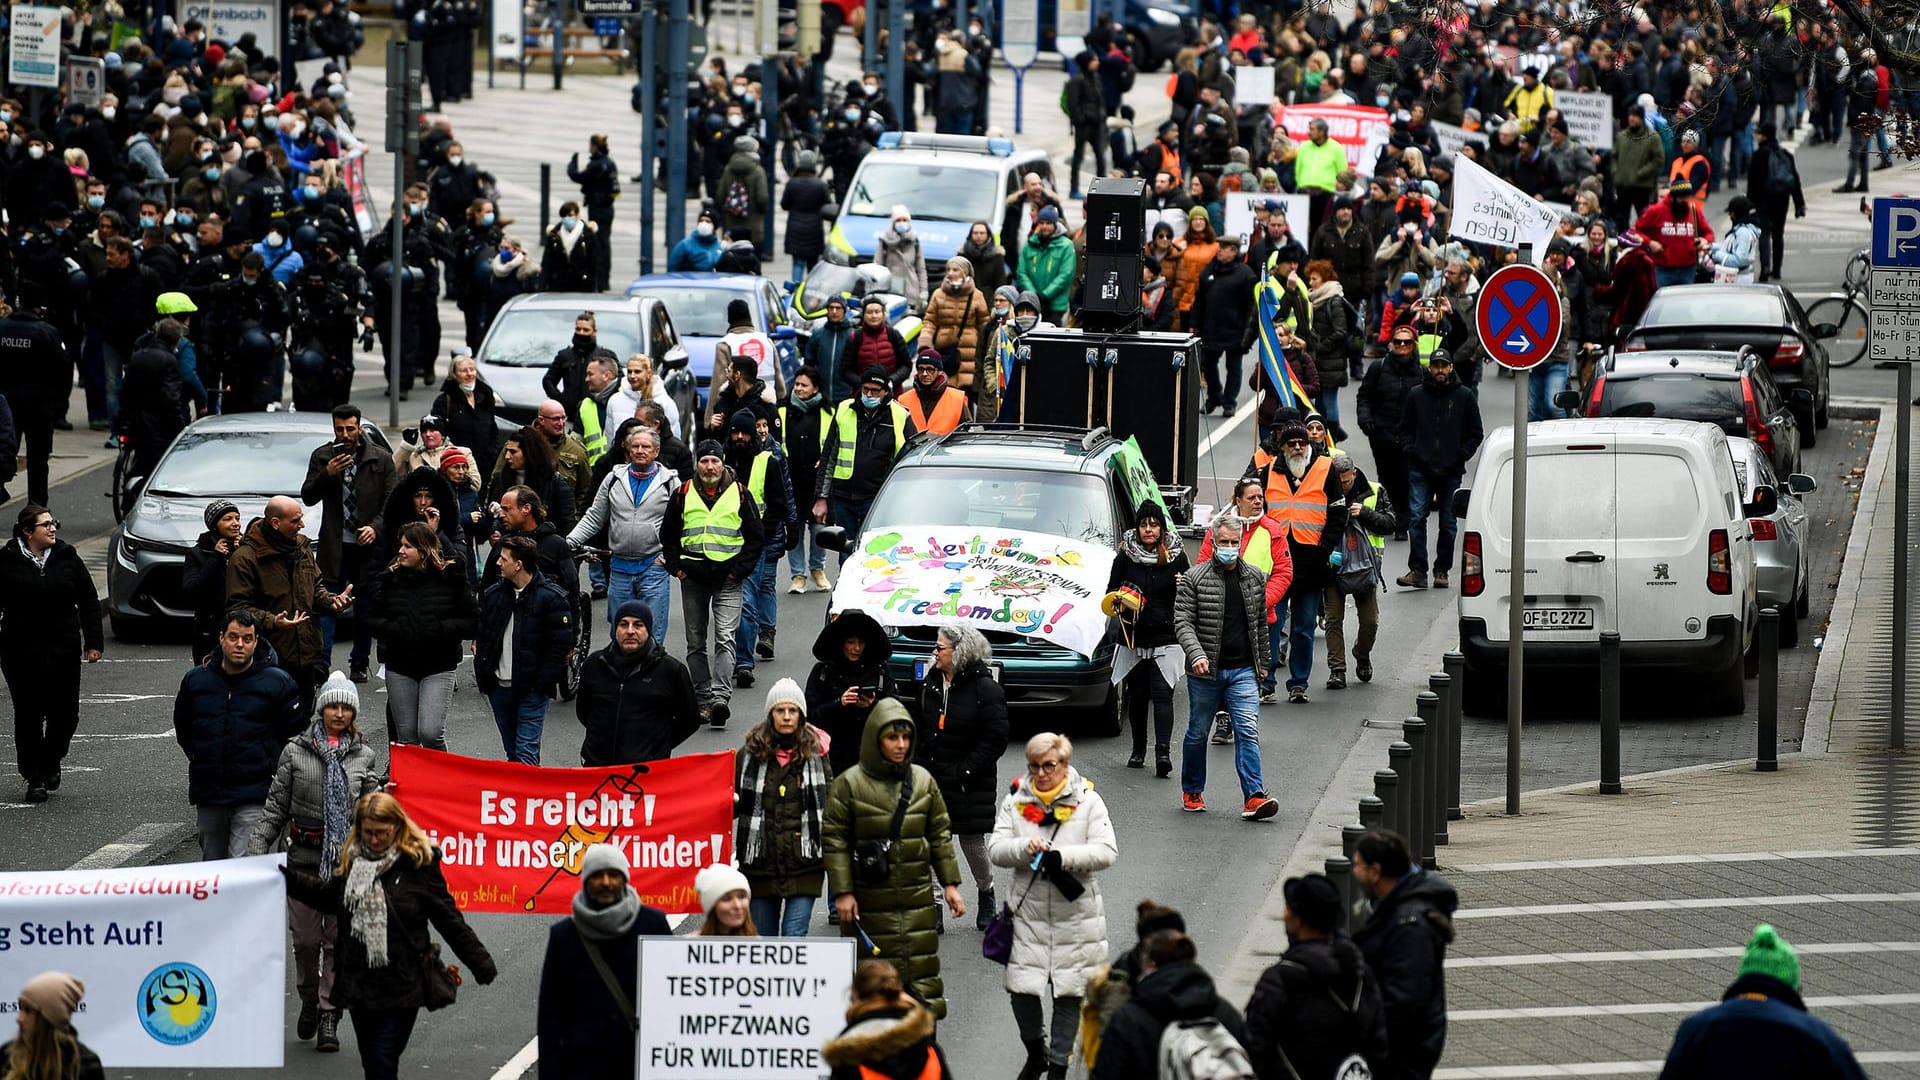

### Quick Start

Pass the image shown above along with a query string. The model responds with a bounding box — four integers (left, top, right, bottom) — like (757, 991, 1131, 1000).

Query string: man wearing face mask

(1174, 513, 1282, 819)
(821, 88, 881, 204)
(252, 224, 306, 285)
(1631, 179, 1716, 289)
(858, 71, 901, 131)
(364, 181, 452, 397)
(902, 350, 969, 435)
(813, 366, 918, 548)
(6, 133, 72, 228)
(801, 296, 853, 403)
(428, 140, 481, 222)
(1394, 351, 1482, 591)
(668, 208, 725, 271)
(451, 198, 503, 350)
(210, 249, 293, 412)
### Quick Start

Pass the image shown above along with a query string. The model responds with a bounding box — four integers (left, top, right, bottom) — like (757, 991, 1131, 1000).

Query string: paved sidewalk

(0, 385, 129, 516)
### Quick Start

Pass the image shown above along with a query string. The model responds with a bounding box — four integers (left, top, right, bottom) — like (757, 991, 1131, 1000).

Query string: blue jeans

(1406, 468, 1461, 575)
(1182, 666, 1264, 801)
(1286, 588, 1322, 691)
(1528, 360, 1571, 421)
(749, 894, 817, 937)
(1655, 265, 1696, 289)
(607, 558, 672, 641)
(736, 556, 781, 671)
(1316, 388, 1341, 431)
(349, 1007, 419, 1080)
(829, 495, 874, 564)
(486, 686, 547, 765)
(787, 522, 829, 575)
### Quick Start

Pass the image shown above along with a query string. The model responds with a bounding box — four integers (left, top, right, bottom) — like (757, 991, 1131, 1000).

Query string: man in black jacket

(813, 367, 919, 546)
(575, 599, 700, 766)
(1188, 235, 1259, 417)
(482, 485, 580, 597)
(0, 291, 73, 505)
(1245, 873, 1391, 1080)
(1356, 326, 1425, 539)
(1352, 830, 1458, 1080)
(542, 311, 601, 427)
(172, 610, 302, 859)
(301, 405, 399, 682)
(536, 843, 672, 1079)
(115, 319, 191, 485)
(1090, 931, 1254, 1079)
(1394, 351, 1482, 590)
(1066, 52, 1108, 196)
(661, 440, 765, 727)
(476, 535, 575, 764)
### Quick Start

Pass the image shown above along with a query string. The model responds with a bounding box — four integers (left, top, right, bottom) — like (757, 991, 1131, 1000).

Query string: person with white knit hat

(537, 842, 671, 1079)
(734, 677, 833, 936)
(2, 971, 103, 1077)
(693, 862, 755, 936)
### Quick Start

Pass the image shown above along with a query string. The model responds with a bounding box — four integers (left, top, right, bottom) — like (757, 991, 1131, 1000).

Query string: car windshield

(796, 264, 864, 315)
(1642, 291, 1784, 328)
(847, 162, 999, 223)
(482, 308, 640, 367)
(148, 429, 335, 497)
(634, 287, 745, 337)
(863, 465, 1118, 544)
(1602, 374, 1744, 423)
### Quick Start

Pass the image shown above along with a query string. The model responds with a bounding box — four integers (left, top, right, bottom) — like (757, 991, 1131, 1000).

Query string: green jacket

(1295, 137, 1347, 193)
(1610, 124, 1666, 190)
(1017, 231, 1077, 315)
(823, 700, 962, 1018)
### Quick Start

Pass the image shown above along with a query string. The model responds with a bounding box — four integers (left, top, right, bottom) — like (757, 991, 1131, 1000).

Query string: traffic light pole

(385, 41, 422, 430)
(639, 0, 658, 275)
(666, 0, 690, 248)
(886, 0, 905, 127)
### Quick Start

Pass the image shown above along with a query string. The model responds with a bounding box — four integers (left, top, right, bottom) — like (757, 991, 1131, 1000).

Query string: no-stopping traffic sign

(1477, 264, 1564, 371)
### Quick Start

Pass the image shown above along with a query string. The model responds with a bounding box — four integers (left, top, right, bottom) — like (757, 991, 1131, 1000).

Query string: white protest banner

(0, 855, 286, 1067)
(638, 937, 856, 1078)
(1450, 154, 1558, 265)
(1515, 50, 1554, 79)
(1224, 191, 1310, 243)
(1557, 89, 1614, 149)
(1234, 64, 1276, 109)
(8, 6, 62, 90)
(829, 527, 1116, 657)
(1430, 120, 1471, 160)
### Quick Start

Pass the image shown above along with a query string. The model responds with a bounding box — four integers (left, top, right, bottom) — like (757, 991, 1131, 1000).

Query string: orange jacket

(1197, 514, 1294, 620)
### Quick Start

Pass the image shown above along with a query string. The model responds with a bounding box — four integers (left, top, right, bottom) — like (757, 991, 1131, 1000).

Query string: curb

(1804, 400, 1894, 754)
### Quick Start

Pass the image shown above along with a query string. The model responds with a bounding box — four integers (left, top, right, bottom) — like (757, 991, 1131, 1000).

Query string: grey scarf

(1120, 528, 1169, 566)
(343, 843, 400, 967)
(572, 884, 641, 941)
(737, 753, 827, 868)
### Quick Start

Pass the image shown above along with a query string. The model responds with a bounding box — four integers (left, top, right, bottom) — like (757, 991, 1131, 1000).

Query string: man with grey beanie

(536, 842, 671, 1079)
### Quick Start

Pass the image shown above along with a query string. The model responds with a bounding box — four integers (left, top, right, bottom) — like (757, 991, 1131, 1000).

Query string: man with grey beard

(1260, 420, 1343, 704)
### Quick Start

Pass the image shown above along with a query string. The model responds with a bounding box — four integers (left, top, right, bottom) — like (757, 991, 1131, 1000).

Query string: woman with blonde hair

(285, 792, 497, 1080)
(690, 863, 759, 936)
(0, 972, 103, 1080)
(363, 521, 475, 752)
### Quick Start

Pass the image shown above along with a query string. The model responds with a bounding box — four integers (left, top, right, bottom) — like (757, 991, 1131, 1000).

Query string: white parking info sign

(637, 937, 856, 1078)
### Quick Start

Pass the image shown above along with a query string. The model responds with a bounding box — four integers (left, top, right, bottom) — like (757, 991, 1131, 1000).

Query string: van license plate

(1523, 607, 1594, 630)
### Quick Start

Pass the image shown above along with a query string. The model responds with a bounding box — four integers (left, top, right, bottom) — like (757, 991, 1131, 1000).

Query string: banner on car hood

(830, 527, 1117, 657)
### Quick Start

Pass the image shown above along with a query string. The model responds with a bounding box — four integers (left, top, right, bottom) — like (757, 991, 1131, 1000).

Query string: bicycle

(108, 436, 138, 522)
(1804, 247, 1870, 368)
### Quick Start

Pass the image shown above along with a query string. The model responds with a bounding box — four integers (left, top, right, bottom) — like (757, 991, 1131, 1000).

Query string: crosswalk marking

(1457, 891, 1920, 919)
(1448, 940, 1920, 968)
(1452, 991, 1920, 1021)
(1448, 847, 1920, 873)
(1434, 1051, 1920, 1078)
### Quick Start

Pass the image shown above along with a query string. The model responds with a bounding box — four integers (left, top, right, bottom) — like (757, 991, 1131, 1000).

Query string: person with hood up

(1244, 873, 1390, 1080)
(173, 608, 304, 860)
(877, 204, 929, 311)
(1089, 929, 1253, 1079)
(734, 677, 834, 935)
(822, 959, 956, 1080)
(719, 136, 771, 257)
(373, 465, 469, 567)
(575, 599, 701, 766)
(247, 669, 383, 1054)
(668, 208, 726, 271)
(823, 700, 967, 1018)
(362, 521, 477, 752)
(184, 500, 245, 665)
(806, 610, 897, 778)
(1105, 501, 1189, 777)
(1708, 195, 1764, 285)
(1, 972, 105, 1080)
(1657, 924, 1868, 1080)
(987, 731, 1118, 1080)
(535, 843, 673, 1080)
(1351, 829, 1459, 1080)
(660, 440, 766, 726)
(1015, 206, 1075, 323)
(226, 496, 351, 716)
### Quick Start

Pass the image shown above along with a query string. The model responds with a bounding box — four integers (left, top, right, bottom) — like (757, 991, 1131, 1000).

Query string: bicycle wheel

(110, 440, 135, 522)
(559, 591, 589, 701)
(1807, 294, 1869, 368)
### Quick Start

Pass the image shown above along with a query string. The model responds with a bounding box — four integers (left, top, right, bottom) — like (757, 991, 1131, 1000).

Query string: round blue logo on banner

(137, 962, 218, 1045)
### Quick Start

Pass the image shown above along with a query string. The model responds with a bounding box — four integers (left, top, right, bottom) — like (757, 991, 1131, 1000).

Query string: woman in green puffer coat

(824, 699, 966, 1018)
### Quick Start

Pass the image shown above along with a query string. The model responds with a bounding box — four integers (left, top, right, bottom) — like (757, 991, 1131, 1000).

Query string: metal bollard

(1758, 608, 1779, 772)
(1343, 822, 1367, 861)
(1324, 855, 1354, 932)
(1403, 718, 1430, 868)
(1600, 630, 1622, 794)
(1358, 796, 1384, 833)
(1417, 690, 1442, 858)
(1427, 677, 1452, 844)
(1372, 769, 1399, 841)
(1387, 742, 1413, 840)
(539, 163, 552, 240)
(1443, 652, 1466, 820)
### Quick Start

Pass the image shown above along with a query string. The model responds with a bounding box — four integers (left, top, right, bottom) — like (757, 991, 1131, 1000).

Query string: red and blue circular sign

(1476, 264, 1564, 371)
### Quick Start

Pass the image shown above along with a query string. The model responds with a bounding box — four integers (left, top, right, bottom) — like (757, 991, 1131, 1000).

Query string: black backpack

(1764, 147, 1798, 197)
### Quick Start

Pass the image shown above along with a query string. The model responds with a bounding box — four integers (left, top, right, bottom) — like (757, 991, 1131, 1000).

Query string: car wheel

(1128, 34, 1158, 72)
(1081, 680, 1125, 738)
(1705, 654, 1746, 714)
(1816, 399, 1830, 429)
(1460, 661, 1507, 718)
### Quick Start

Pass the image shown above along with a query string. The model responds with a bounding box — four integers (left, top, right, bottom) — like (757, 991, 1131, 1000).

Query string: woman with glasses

(0, 505, 103, 804)
(914, 622, 1008, 933)
(987, 732, 1118, 1080)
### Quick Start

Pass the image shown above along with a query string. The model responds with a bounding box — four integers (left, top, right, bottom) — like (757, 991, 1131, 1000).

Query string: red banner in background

(1276, 104, 1392, 176)
(389, 746, 736, 915)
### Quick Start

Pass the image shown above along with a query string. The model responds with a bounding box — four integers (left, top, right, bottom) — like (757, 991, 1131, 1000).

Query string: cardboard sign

(8, 6, 63, 90)
(1235, 65, 1276, 108)
(637, 937, 857, 1078)
(1223, 191, 1310, 244)
(1557, 89, 1614, 149)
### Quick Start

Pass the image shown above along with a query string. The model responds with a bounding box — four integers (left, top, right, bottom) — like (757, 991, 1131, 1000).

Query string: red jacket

(1632, 200, 1715, 270)
(1594, 247, 1658, 341)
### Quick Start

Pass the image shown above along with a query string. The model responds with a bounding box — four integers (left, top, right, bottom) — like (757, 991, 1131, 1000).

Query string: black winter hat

(1284, 874, 1343, 933)
(1135, 500, 1166, 529)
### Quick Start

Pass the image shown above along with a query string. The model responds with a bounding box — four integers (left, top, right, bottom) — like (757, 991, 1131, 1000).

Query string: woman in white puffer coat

(987, 732, 1118, 1080)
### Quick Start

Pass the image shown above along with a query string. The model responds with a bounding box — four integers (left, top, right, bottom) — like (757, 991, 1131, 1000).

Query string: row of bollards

(1323, 651, 1466, 931)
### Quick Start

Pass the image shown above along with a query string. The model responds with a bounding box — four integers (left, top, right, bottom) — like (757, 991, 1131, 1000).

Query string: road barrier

(1600, 630, 1622, 794)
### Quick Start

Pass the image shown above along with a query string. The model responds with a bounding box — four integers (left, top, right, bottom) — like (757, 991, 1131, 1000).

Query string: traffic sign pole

(1508, 343, 1526, 815)
(1869, 197, 1916, 752)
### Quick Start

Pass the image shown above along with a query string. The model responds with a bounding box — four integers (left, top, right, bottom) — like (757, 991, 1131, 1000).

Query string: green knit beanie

(1737, 923, 1800, 991)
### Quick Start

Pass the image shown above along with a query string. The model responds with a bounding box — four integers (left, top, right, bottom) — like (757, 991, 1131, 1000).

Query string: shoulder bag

(983, 818, 1064, 965)
(853, 771, 914, 886)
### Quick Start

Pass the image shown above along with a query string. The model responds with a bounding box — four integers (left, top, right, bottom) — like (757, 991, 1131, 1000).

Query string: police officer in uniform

(0, 288, 71, 505)
(289, 232, 370, 411)
(567, 135, 620, 292)
(210, 251, 293, 413)
(364, 182, 452, 399)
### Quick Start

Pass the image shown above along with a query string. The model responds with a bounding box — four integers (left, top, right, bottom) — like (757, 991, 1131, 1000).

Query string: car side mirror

(1786, 472, 1817, 495)
(1450, 488, 1470, 518)
(1812, 322, 1839, 339)
(1788, 387, 1814, 406)
(815, 525, 852, 553)
(1551, 389, 1582, 411)
(1744, 486, 1778, 518)
(659, 346, 689, 371)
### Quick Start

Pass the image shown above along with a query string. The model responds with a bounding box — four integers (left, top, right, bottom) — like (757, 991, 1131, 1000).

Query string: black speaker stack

(1079, 176, 1148, 332)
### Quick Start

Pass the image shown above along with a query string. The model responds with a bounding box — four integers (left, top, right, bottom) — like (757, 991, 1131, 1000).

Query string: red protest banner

(1275, 104, 1391, 175)
(389, 745, 735, 915)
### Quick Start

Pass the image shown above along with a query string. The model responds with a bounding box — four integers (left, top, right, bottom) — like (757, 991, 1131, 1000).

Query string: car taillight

(1622, 340, 1647, 352)
(1750, 517, 1778, 541)
(1771, 340, 1803, 368)
(1462, 532, 1484, 596)
(1742, 377, 1774, 456)
(1585, 375, 1605, 417)
(1707, 528, 1732, 594)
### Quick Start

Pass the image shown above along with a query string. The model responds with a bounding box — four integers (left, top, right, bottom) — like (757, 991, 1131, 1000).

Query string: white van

(1454, 418, 1759, 715)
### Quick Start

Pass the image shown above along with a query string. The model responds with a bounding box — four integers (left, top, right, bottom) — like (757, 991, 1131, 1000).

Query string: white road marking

(66, 822, 190, 870)
(69, 731, 176, 740)
(1434, 1051, 1920, 1078)
(1198, 401, 1258, 455)
(77, 693, 171, 705)
(1457, 891, 1920, 919)
(1453, 992, 1920, 1022)
(1449, 941, 1920, 969)
(1448, 848, 1920, 873)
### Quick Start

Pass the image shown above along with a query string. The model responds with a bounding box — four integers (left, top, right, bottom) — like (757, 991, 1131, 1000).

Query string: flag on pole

(1254, 279, 1316, 415)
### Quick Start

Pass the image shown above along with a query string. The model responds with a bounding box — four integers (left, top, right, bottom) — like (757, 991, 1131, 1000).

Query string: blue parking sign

(1871, 196, 1920, 268)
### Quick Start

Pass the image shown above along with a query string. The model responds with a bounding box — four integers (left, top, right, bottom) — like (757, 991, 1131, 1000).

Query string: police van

(828, 133, 1053, 283)
(1454, 418, 1759, 715)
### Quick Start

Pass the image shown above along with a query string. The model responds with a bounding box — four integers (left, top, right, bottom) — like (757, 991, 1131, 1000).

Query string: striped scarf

(737, 753, 827, 866)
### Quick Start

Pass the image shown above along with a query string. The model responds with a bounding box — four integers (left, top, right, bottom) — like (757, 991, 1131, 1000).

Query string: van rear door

(1610, 448, 1716, 645)
(1479, 441, 1616, 645)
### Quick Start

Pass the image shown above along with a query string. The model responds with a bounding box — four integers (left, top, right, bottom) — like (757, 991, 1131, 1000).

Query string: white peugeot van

(1454, 418, 1759, 716)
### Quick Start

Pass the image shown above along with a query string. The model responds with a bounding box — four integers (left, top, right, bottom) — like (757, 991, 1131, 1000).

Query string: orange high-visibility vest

(1669, 153, 1710, 207)
(902, 387, 969, 435)
(1264, 454, 1335, 545)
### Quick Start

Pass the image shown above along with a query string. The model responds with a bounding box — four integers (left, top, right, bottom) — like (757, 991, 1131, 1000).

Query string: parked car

(1620, 283, 1835, 444)
(106, 413, 391, 640)
(625, 272, 804, 407)
(1727, 435, 1815, 648)
(474, 292, 696, 439)
(1455, 418, 1758, 716)
(1577, 347, 1807, 480)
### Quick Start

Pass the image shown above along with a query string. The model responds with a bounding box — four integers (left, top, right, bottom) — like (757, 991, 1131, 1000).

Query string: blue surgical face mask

(139, 215, 157, 229)
(1215, 547, 1240, 566)
(241, 116, 256, 129)
(175, 211, 194, 226)
(480, 212, 495, 226)
(844, 108, 861, 122)
(86, 195, 105, 210)
(498, 247, 514, 262)
(860, 394, 883, 409)
(563, 216, 580, 230)
(203, 167, 221, 181)
(893, 221, 910, 235)
(50, 224, 65, 236)
(407, 202, 423, 217)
